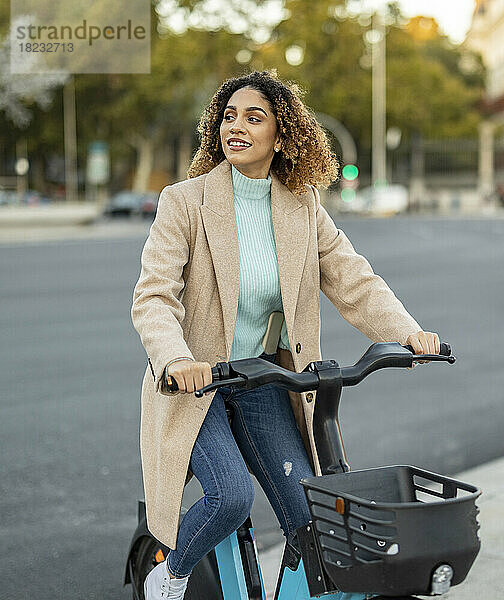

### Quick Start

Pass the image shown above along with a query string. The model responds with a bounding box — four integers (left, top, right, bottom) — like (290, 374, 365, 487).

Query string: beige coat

(131, 158, 422, 550)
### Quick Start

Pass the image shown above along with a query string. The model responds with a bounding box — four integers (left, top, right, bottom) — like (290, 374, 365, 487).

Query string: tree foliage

(0, 0, 486, 187)
(252, 0, 484, 143)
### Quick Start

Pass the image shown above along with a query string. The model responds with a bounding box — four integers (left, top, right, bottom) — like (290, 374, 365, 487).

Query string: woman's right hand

(167, 360, 214, 395)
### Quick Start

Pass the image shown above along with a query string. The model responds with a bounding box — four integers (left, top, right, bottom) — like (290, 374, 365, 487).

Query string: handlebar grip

(162, 365, 220, 394)
(404, 342, 451, 356)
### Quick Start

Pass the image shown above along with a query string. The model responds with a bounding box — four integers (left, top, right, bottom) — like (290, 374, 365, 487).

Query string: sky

(356, 0, 476, 43)
(161, 0, 478, 45)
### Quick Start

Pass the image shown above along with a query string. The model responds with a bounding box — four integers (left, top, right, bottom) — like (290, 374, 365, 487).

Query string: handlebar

(163, 342, 455, 397)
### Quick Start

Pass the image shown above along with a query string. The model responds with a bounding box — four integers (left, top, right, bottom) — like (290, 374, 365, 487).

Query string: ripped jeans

(166, 351, 314, 578)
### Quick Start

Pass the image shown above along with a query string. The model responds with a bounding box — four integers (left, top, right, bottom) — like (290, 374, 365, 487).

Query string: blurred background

(1, 1, 503, 598)
(2, 0, 504, 218)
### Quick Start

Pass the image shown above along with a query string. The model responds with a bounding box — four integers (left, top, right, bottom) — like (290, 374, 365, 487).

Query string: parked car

(0, 189, 51, 206)
(104, 191, 146, 217)
(139, 192, 159, 219)
(0, 189, 18, 206)
(335, 190, 369, 214)
(22, 189, 51, 205)
(354, 185, 409, 216)
(105, 191, 161, 218)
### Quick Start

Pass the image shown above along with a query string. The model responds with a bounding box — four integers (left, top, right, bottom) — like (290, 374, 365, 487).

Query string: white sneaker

(143, 559, 190, 599)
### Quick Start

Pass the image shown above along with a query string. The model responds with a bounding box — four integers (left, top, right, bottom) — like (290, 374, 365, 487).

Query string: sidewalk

(2, 207, 504, 246)
(0, 203, 101, 227)
(0, 215, 150, 245)
(257, 456, 504, 599)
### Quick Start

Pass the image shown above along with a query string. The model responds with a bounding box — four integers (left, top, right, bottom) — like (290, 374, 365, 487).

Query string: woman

(131, 69, 440, 600)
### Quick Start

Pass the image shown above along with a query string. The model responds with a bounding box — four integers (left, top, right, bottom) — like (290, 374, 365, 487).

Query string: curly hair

(187, 69, 340, 195)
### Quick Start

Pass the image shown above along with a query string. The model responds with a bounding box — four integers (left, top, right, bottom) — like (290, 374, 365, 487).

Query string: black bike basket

(300, 465, 481, 597)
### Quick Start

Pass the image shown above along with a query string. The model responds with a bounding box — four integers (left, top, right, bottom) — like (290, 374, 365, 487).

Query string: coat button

(296, 343, 302, 353)
(306, 392, 314, 402)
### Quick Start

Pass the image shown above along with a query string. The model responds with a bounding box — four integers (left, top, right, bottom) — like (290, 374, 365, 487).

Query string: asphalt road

(1, 216, 502, 599)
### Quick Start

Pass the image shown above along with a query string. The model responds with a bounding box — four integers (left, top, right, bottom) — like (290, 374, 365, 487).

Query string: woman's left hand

(406, 331, 440, 364)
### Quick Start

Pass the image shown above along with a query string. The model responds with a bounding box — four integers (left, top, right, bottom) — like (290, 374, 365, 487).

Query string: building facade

(465, 0, 504, 202)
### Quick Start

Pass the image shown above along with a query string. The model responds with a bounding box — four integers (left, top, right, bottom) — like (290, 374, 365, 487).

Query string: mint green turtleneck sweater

(229, 163, 291, 360)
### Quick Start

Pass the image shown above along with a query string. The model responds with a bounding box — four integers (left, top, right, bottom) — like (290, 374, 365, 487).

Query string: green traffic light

(342, 164, 359, 181)
(341, 188, 356, 203)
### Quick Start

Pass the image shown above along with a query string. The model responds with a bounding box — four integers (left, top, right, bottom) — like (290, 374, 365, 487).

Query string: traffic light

(340, 163, 359, 204)
(340, 188, 356, 203)
(342, 163, 359, 182)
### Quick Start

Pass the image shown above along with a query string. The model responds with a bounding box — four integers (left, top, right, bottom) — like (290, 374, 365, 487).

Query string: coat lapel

(200, 159, 310, 358)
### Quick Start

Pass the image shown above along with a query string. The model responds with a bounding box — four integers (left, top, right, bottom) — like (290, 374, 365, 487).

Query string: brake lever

(411, 353, 456, 364)
(194, 377, 247, 398)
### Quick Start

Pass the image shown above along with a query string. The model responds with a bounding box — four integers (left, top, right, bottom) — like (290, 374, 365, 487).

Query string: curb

(0, 204, 102, 227)
(0, 219, 151, 245)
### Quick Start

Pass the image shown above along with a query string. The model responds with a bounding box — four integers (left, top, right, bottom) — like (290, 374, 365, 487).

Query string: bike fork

(273, 530, 372, 600)
(275, 556, 372, 600)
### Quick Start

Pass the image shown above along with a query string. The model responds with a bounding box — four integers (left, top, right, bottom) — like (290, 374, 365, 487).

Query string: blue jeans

(167, 351, 315, 578)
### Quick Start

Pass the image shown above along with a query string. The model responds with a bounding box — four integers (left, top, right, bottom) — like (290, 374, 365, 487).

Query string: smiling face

(219, 86, 281, 179)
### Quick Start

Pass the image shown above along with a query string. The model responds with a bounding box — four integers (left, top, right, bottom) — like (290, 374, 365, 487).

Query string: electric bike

(124, 342, 481, 599)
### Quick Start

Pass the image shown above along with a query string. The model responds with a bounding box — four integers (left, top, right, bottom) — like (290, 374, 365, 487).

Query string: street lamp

(365, 12, 387, 189)
(63, 75, 78, 203)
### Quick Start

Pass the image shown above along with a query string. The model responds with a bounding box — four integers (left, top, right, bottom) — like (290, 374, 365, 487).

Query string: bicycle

(124, 341, 481, 599)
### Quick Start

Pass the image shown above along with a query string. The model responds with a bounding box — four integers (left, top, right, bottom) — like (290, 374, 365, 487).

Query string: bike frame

(212, 515, 370, 600)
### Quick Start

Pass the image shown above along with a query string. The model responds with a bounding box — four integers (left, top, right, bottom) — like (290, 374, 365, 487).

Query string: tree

(67, 0, 265, 190)
(250, 0, 484, 146)
(0, 0, 486, 192)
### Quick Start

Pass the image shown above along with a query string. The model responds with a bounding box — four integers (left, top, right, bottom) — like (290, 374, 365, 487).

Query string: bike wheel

(131, 535, 224, 600)
(131, 535, 162, 600)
